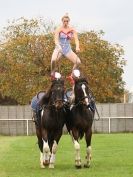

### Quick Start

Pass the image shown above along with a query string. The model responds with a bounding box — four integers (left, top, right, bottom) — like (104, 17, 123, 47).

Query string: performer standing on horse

(31, 14, 82, 123)
(51, 13, 81, 81)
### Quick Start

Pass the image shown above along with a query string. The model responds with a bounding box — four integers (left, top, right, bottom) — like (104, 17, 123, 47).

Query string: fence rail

(0, 104, 133, 135)
(0, 117, 133, 135)
(0, 118, 32, 136)
(99, 117, 133, 133)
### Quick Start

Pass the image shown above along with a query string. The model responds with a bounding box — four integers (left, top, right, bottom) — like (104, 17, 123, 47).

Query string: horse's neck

(74, 92, 81, 104)
(49, 107, 64, 118)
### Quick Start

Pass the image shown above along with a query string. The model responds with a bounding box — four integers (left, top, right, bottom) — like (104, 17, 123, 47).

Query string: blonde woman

(51, 13, 81, 82)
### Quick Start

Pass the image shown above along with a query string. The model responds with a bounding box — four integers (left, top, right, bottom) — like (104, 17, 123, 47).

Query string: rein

(42, 99, 66, 109)
(74, 84, 100, 121)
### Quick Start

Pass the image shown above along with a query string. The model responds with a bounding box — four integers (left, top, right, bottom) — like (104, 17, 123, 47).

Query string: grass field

(0, 134, 133, 177)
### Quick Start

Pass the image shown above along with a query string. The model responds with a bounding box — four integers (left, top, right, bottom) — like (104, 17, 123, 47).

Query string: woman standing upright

(51, 13, 81, 81)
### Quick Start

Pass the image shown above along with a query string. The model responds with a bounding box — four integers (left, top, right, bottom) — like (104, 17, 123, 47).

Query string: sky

(0, 0, 133, 90)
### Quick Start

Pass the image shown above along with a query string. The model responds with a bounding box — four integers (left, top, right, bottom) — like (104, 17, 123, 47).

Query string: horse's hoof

(84, 163, 90, 168)
(40, 164, 45, 169)
(43, 160, 49, 166)
(49, 163, 54, 169)
(75, 165, 82, 169)
(75, 159, 82, 169)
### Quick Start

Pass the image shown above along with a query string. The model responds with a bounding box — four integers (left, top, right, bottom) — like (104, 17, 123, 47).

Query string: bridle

(73, 81, 100, 120)
(43, 82, 65, 109)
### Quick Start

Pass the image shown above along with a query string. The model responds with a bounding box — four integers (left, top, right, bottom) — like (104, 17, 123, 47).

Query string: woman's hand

(56, 44, 62, 52)
(73, 29, 80, 53)
(76, 47, 80, 53)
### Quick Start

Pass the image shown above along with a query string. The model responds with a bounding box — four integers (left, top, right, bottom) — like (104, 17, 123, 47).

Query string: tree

(0, 18, 126, 104)
(0, 17, 54, 104)
(78, 31, 126, 102)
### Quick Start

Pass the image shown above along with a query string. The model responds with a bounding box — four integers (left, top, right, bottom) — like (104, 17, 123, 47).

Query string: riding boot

(67, 74, 75, 85)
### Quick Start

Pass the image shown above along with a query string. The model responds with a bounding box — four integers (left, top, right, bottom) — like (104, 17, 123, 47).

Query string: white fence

(0, 118, 32, 136)
(0, 104, 133, 135)
(97, 117, 133, 133)
(0, 117, 133, 135)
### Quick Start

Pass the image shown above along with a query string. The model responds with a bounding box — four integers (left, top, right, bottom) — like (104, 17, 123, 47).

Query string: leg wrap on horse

(74, 140, 80, 151)
(49, 141, 58, 168)
(84, 146, 92, 167)
(52, 140, 58, 154)
(74, 140, 81, 167)
(43, 140, 50, 162)
(86, 146, 91, 161)
(87, 146, 91, 155)
(43, 140, 50, 153)
(40, 152, 45, 168)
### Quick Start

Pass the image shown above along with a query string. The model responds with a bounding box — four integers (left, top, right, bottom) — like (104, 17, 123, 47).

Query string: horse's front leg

(72, 129, 81, 168)
(49, 131, 62, 169)
(42, 129, 50, 168)
(35, 126, 44, 168)
(49, 140, 58, 169)
(84, 128, 92, 168)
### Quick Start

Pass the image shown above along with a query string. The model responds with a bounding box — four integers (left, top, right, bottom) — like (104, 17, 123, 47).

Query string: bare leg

(51, 49, 62, 74)
(65, 50, 81, 71)
(65, 51, 81, 104)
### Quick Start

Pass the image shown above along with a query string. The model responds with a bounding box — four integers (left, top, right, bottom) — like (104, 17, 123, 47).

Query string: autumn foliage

(0, 18, 125, 104)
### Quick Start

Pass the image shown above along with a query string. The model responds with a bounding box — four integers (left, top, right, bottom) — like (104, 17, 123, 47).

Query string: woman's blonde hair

(61, 13, 70, 21)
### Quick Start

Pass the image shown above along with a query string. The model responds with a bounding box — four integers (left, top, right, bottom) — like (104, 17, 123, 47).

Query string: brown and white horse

(35, 77, 66, 168)
(66, 77, 95, 168)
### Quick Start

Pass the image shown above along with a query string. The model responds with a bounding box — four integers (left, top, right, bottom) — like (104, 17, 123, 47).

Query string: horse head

(74, 77, 90, 106)
(50, 78, 65, 109)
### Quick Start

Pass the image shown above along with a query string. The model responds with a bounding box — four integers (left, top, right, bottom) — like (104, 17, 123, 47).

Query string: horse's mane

(38, 89, 51, 106)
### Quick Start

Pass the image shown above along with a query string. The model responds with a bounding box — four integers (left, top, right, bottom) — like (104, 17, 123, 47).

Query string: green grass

(0, 134, 133, 177)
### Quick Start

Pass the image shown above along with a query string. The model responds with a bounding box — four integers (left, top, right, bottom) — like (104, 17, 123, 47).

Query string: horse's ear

(51, 78, 64, 85)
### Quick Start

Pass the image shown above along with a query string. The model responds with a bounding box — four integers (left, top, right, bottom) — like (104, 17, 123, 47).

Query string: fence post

(26, 119, 29, 136)
(109, 117, 111, 133)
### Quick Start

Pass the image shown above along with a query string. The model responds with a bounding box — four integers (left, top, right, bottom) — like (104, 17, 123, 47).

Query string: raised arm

(54, 28, 62, 51)
(54, 28, 60, 46)
(73, 29, 80, 52)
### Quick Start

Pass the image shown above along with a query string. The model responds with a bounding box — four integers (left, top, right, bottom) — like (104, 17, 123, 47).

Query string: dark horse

(66, 77, 95, 168)
(35, 78, 66, 168)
